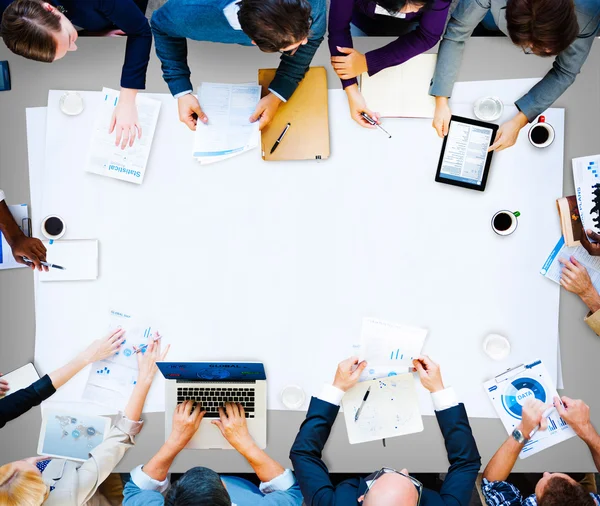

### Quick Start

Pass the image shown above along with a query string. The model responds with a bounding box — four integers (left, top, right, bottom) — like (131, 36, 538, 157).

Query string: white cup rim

(528, 122, 555, 148)
(281, 384, 306, 408)
(41, 215, 66, 240)
(483, 334, 511, 360)
(492, 210, 518, 236)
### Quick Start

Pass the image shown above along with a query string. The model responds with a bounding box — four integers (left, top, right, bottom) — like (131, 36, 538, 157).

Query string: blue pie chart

(501, 377, 546, 420)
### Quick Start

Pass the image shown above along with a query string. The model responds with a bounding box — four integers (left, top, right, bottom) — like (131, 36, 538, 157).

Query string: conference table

(1, 35, 599, 474)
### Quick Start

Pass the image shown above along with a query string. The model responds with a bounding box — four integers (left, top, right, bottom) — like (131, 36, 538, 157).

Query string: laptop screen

(157, 362, 266, 381)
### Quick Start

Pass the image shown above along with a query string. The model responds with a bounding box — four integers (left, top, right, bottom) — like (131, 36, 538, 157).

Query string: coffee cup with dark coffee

(41, 215, 66, 242)
(528, 115, 555, 148)
(492, 210, 520, 236)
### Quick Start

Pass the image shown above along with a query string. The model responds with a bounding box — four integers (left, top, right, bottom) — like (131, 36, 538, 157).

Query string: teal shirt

(150, 0, 326, 100)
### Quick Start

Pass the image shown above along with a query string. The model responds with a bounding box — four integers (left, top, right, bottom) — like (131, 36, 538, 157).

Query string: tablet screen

(439, 120, 494, 187)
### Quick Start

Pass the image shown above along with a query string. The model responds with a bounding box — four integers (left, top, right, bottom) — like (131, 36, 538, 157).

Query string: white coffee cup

(41, 215, 66, 242)
(281, 385, 306, 409)
(483, 334, 511, 360)
(528, 115, 555, 148)
(60, 91, 84, 116)
(491, 210, 520, 236)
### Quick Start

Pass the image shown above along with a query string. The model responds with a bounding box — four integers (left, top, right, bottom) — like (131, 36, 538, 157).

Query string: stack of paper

(360, 54, 437, 118)
(85, 87, 161, 184)
(342, 375, 423, 444)
(193, 83, 261, 164)
(40, 240, 99, 282)
(353, 317, 428, 381)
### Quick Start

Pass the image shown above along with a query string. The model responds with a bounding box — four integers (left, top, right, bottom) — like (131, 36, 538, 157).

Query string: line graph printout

(354, 317, 427, 381)
(342, 375, 423, 444)
(83, 309, 158, 411)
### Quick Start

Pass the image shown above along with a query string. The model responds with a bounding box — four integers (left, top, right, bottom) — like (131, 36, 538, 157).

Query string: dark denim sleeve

(0, 374, 55, 429)
(268, 0, 326, 100)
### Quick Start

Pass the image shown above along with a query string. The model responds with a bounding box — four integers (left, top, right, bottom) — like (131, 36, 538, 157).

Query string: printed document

(83, 309, 162, 411)
(572, 154, 600, 235)
(440, 121, 493, 186)
(85, 88, 161, 184)
(0, 204, 29, 270)
(342, 375, 423, 444)
(541, 236, 600, 292)
(484, 360, 576, 458)
(354, 317, 427, 381)
(193, 83, 261, 163)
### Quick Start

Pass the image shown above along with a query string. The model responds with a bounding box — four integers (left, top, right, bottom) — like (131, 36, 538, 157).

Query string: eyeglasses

(363, 468, 423, 505)
(522, 46, 534, 55)
(278, 16, 313, 56)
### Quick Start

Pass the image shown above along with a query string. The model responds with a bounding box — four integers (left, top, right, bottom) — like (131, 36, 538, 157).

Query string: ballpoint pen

(360, 112, 392, 139)
(528, 406, 557, 438)
(22, 256, 65, 270)
(270, 122, 291, 154)
(133, 335, 163, 354)
(354, 386, 372, 422)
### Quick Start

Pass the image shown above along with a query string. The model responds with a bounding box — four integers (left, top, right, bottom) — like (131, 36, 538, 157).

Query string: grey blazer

(430, 0, 600, 120)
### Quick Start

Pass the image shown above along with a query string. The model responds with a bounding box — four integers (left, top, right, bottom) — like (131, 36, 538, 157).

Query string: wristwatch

(512, 428, 528, 444)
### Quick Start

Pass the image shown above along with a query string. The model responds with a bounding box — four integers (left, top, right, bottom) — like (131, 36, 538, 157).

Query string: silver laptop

(157, 361, 267, 449)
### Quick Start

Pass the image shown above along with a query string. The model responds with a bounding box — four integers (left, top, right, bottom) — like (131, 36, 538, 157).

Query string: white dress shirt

(0, 189, 5, 202)
(317, 383, 459, 410)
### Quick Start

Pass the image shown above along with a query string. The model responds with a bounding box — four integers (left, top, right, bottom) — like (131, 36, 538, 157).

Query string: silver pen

(360, 112, 392, 138)
(354, 386, 372, 422)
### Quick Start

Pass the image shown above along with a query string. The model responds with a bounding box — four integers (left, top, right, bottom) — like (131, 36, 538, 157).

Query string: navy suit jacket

(290, 397, 481, 506)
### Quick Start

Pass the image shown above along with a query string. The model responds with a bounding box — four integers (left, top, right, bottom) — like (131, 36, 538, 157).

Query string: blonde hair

(0, 463, 49, 506)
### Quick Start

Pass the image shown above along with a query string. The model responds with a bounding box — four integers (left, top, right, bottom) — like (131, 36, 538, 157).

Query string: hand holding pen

(361, 112, 392, 139)
(22, 256, 65, 270)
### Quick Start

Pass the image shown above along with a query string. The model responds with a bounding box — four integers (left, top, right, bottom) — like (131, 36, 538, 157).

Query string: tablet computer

(435, 115, 498, 191)
(38, 410, 111, 462)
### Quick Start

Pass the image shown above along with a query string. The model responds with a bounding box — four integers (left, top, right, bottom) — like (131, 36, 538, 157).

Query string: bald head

(362, 472, 419, 506)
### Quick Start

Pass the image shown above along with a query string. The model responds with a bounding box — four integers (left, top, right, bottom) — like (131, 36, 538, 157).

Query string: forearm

(483, 436, 522, 482)
(119, 87, 139, 105)
(124, 381, 152, 422)
(143, 440, 182, 481)
(0, 200, 25, 245)
(48, 353, 90, 390)
(580, 289, 600, 314)
(237, 442, 285, 483)
(580, 425, 600, 472)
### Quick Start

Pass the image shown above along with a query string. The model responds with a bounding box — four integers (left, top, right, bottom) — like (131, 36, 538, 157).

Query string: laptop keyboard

(177, 386, 256, 418)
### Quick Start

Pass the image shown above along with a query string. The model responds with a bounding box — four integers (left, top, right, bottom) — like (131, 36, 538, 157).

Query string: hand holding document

(354, 317, 428, 381)
(193, 83, 261, 164)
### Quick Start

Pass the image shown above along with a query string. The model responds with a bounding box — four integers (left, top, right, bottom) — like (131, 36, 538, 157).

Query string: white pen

(22, 256, 65, 270)
(528, 406, 557, 439)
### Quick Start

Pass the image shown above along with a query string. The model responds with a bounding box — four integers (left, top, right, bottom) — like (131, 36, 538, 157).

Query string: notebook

(0, 363, 39, 399)
(40, 240, 99, 281)
(259, 67, 330, 161)
(360, 54, 437, 118)
(342, 375, 423, 444)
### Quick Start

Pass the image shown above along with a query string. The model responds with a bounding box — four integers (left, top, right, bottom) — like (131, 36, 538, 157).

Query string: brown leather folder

(258, 66, 330, 161)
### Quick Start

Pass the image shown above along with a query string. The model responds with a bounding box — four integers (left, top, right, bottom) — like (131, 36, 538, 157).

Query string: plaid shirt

(482, 478, 600, 506)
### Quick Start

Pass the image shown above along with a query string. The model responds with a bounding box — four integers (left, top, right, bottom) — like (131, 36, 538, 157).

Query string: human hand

(10, 235, 48, 271)
(345, 85, 380, 129)
(412, 355, 444, 393)
(332, 356, 367, 392)
(212, 402, 254, 452)
(519, 398, 548, 436)
(432, 97, 451, 137)
(104, 29, 126, 37)
(178, 93, 208, 131)
(109, 94, 141, 149)
(554, 396, 593, 439)
(580, 228, 600, 256)
(249, 93, 282, 131)
(135, 332, 170, 387)
(331, 47, 368, 80)
(488, 112, 528, 152)
(79, 329, 126, 364)
(0, 374, 9, 396)
(558, 256, 595, 296)
(168, 400, 205, 449)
